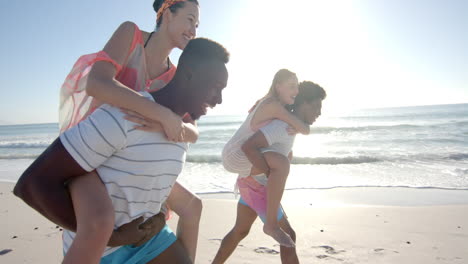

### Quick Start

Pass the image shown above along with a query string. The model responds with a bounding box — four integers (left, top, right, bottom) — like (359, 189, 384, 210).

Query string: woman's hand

(122, 109, 163, 133)
(122, 108, 185, 142)
(160, 110, 185, 142)
(286, 126, 298, 135)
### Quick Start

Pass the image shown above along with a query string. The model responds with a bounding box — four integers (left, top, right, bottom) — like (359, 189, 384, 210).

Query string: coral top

(59, 23, 176, 133)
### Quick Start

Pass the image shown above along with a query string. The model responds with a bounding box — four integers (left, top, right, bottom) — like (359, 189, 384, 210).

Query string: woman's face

(275, 77, 299, 105)
(166, 2, 200, 49)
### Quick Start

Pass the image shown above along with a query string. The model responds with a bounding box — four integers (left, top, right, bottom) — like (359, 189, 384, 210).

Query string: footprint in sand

(208, 238, 222, 244)
(374, 248, 385, 253)
(0, 249, 13, 256)
(254, 247, 279, 255)
(313, 245, 346, 255)
(315, 254, 344, 262)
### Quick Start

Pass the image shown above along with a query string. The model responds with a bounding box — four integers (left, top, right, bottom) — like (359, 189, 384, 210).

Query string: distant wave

(292, 156, 380, 165)
(186, 154, 381, 165)
(311, 124, 420, 134)
(448, 153, 468, 161)
(0, 154, 39, 159)
(0, 142, 50, 149)
(196, 185, 468, 195)
(186, 155, 222, 163)
(285, 185, 468, 191)
(199, 121, 242, 127)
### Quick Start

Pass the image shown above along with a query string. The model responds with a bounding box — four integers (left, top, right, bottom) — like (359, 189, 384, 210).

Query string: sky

(0, 0, 467, 124)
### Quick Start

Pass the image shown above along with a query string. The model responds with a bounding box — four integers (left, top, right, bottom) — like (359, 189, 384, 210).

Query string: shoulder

(258, 97, 283, 112)
(116, 21, 138, 35)
(107, 21, 141, 48)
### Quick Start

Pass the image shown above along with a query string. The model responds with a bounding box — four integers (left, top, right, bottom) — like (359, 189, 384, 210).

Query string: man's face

(301, 99, 322, 125)
(185, 61, 228, 120)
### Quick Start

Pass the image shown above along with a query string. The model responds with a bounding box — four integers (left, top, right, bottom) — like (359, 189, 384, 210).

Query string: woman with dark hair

(52, 0, 203, 263)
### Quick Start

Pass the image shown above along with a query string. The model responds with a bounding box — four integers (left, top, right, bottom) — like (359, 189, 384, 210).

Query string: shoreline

(3, 178, 468, 207)
(1, 181, 468, 263)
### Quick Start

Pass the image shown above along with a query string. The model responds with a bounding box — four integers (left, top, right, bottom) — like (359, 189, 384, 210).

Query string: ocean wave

(311, 120, 468, 134)
(199, 121, 242, 127)
(447, 153, 468, 161)
(0, 142, 50, 149)
(196, 185, 468, 195)
(185, 154, 381, 165)
(311, 124, 420, 134)
(292, 156, 380, 165)
(0, 154, 39, 159)
(284, 185, 468, 191)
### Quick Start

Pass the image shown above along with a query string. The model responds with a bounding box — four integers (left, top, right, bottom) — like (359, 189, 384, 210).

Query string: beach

(2, 181, 468, 263)
(1, 104, 467, 262)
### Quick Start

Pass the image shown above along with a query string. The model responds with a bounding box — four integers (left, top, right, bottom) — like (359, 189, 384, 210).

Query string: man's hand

(108, 213, 166, 247)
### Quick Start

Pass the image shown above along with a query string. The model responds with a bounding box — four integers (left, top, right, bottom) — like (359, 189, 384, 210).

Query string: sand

(1, 182, 467, 263)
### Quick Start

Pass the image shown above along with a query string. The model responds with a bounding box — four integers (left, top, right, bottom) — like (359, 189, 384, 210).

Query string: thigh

(68, 171, 113, 224)
(146, 239, 191, 264)
(234, 201, 258, 232)
(166, 181, 200, 215)
(263, 152, 290, 174)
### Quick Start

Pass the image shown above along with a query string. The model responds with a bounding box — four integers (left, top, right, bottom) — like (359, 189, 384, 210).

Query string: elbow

(13, 173, 34, 203)
(189, 133, 199, 144)
(85, 74, 99, 97)
(85, 70, 106, 98)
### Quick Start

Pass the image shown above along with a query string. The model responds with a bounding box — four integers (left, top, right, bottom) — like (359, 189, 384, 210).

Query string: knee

(191, 196, 203, 217)
(289, 228, 297, 242)
(232, 226, 250, 239)
(182, 195, 203, 219)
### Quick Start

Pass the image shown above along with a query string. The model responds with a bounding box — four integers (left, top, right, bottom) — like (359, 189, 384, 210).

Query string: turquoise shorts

(100, 224, 176, 264)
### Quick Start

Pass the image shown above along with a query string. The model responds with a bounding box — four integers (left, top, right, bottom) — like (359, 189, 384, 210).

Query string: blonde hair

(265, 69, 297, 98)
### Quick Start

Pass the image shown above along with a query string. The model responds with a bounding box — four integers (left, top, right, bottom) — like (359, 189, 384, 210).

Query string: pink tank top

(58, 23, 176, 133)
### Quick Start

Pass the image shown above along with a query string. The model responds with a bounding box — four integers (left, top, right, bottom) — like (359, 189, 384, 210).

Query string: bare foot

(263, 224, 295, 247)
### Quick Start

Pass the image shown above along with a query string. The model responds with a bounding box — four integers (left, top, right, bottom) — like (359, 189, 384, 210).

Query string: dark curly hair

(293, 81, 327, 109)
(178, 38, 230, 69)
(153, 0, 199, 28)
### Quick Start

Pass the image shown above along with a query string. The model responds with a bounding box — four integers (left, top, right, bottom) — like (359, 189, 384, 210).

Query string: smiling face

(165, 2, 200, 49)
(185, 61, 228, 120)
(275, 76, 299, 105)
(298, 99, 322, 125)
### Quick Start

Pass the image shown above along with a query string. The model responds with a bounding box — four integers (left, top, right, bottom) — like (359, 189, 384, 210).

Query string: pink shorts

(237, 176, 284, 222)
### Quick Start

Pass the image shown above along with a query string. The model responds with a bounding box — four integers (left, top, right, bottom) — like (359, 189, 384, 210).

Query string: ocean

(1, 103, 467, 195)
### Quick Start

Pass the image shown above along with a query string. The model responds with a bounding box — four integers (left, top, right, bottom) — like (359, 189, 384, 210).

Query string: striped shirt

(59, 92, 187, 257)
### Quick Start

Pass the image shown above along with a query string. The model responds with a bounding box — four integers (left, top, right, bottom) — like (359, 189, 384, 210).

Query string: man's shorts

(100, 224, 177, 264)
(237, 176, 284, 222)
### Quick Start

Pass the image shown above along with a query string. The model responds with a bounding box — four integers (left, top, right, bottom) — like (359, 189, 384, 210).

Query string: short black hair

(178, 38, 230, 68)
(293, 81, 327, 108)
(153, 0, 199, 28)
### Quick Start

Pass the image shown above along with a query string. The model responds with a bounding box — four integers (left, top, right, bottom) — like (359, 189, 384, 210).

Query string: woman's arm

(241, 131, 271, 175)
(122, 109, 199, 143)
(86, 21, 184, 141)
(254, 99, 309, 135)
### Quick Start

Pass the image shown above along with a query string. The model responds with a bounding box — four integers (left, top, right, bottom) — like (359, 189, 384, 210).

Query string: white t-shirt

(59, 92, 188, 256)
(253, 120, 295, 185)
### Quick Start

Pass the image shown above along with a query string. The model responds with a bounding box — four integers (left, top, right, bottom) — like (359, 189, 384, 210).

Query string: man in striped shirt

(14, 38, 229, 263)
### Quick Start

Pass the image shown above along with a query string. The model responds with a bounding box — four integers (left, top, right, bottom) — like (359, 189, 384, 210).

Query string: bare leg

(278, 212, 299, 264)
(146, 239, 192, 264)
(212, 202, 258, 264)
(166, 181, 202, 263)
(262, 152, 295, 247)
(63, 171, 114, 264)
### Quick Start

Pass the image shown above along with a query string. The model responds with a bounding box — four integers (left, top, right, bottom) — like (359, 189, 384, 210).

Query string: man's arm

(13, 138, 87, 231)
(241, 131, 270, 175)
